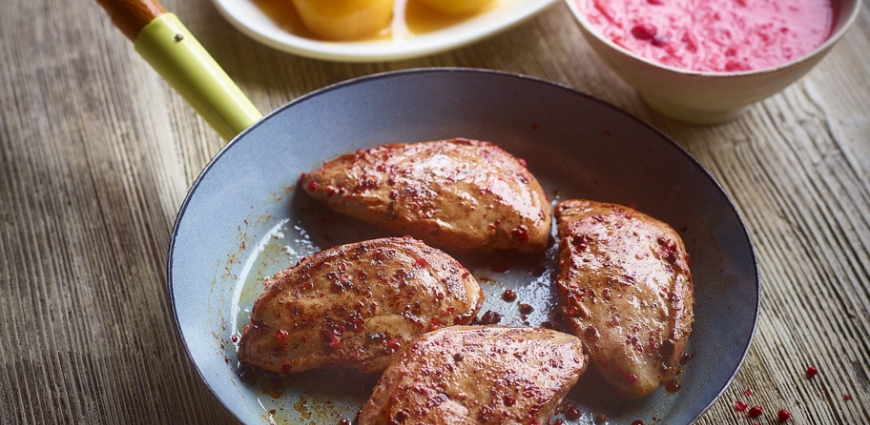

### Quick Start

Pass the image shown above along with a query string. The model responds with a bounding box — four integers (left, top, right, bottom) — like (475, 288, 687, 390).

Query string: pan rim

(166, 67, 760, 424)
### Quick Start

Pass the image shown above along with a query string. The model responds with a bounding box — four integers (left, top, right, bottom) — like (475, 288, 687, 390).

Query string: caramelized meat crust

(555, 200, 694, 399)
(237, 237, 484, 375)
(300, 138, 551, 253)
(357, 326, 588, 425)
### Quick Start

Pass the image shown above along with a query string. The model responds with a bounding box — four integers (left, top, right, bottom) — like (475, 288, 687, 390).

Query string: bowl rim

(564, 0, 863, 77)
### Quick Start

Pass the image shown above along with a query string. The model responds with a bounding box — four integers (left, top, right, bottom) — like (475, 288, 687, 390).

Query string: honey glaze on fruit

(253, 0, 505, 41)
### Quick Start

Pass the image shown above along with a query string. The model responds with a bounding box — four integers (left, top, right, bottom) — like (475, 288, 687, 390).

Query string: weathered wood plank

(1, 0, 868, 423)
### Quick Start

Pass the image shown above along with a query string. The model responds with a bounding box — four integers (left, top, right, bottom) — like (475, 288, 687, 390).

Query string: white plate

(210, 0, 557, 62)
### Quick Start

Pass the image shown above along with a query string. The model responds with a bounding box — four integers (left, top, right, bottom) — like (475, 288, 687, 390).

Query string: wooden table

(1, 0, 868, 423)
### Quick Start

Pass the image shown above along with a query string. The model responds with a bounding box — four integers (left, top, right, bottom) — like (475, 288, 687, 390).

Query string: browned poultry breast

(357, 326, 588, 425)
(555, 200, 694, 399)
(300, 138, 551, 253)
(237, 237, 484, 376)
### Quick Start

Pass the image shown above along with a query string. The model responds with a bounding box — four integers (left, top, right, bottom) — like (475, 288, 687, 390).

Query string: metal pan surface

(169, 68, 759, 425)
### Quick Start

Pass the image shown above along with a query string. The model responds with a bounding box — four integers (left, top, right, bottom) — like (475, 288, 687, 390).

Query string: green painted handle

(134, 13, 262, 140)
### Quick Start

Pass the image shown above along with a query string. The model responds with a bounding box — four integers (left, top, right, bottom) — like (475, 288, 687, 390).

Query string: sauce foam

(580, 0, 835, 72)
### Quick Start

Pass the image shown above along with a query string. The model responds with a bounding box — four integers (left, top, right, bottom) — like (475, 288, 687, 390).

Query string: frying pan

(96, 1, 760, 424)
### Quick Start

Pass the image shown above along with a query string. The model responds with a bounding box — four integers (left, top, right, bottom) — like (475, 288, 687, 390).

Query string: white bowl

(565, 0, 863, 124)
(211, 0, 557, 62)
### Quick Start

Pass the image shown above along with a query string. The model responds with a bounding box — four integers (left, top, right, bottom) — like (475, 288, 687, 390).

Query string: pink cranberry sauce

(579, 0, 835, 72)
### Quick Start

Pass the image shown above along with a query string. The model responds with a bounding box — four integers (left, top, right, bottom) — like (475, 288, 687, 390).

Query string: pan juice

(221, 180, 702, 424)
(229, 217, 371, 424)
(226, 193, 568, 423)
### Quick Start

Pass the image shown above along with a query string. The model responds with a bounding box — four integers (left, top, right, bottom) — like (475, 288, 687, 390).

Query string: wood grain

(1, 0, 868, 423)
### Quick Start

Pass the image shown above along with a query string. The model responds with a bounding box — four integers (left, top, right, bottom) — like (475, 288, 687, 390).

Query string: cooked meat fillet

(237, 236, 484, 375)
(357, 326, 588, 425)
(555, 200, 694, 399)
(300, 138, 551, 253)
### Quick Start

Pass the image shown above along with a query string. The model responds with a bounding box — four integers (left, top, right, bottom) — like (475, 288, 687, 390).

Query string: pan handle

(96, 0, 262, 140)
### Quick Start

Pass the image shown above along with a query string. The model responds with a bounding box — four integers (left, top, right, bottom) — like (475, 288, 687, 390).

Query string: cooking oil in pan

(226, 191, 567, 423)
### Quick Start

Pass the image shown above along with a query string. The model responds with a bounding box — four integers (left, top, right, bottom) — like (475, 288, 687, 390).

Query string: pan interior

(169, 69, 758, 425)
